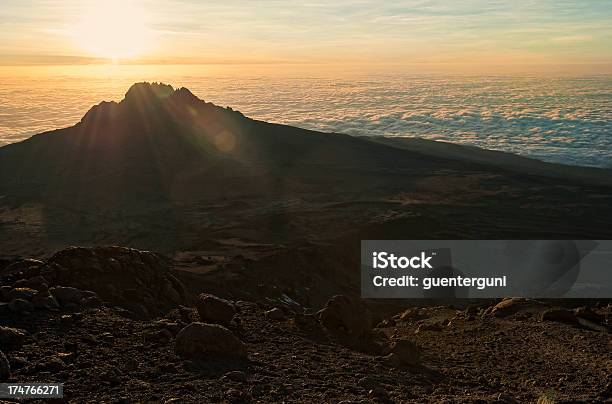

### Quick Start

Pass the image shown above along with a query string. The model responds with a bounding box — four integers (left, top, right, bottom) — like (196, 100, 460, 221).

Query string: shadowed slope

(0, 82, 451, 204)
(1, 82, 611, 256)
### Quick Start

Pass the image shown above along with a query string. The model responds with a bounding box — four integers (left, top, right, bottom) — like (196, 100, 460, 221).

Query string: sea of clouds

(1, 74, 610, 168)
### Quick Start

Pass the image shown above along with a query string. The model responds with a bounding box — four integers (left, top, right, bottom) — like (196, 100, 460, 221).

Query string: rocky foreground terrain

(1, 247, 610, 403)
(1, 83, 612, 402)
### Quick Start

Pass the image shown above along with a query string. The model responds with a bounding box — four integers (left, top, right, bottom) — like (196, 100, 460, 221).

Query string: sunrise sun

(72, 1, 153, 61)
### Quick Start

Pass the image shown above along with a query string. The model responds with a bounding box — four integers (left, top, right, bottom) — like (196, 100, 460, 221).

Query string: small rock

(574, 307, 604, 323)
(50, 286, 83, 305)
(497, 393, 519, 403)
(60, 315, 75, 326)
(399, 308, 426, 322)
(317, 295, 372, 340)
(144, 329, 173, 344)
(9, 356, 27, 370)
(0, 351, 9, 381)
(124, 358, 139, 372)
(37, 357, 65, 372)
(32, 295, 60, 310)
(367, 387, 387, 399)
(383, 352, 402, 368)
(224, 370, 247, 382)
(195, 293, 236, 325)
(0, 326, 27, 349)
(7, 287, 38, 301)
(18, 276, 49, 293)
(576, 317, 608, 332)
(175, 322, 247, 360)
(389, 339, 421, 366)
(541, 309, 577, 324)
(264, 308, 285, 321)
(225, 388, 251, 403)
(357, 376, 380, 390)
(465, 304, 479, 316)
(81, 290, 98, 299)
(82, 296, 102, 308)
(295, 313, 318, 329)
(3, 259, 44, 275)
(9, 298, 34, 313)
(489, 298, 527, 317)
(415, 322, 444, 333)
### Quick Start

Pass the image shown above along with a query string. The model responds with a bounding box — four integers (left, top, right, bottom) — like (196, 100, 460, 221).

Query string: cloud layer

(1, 72, 610, 168)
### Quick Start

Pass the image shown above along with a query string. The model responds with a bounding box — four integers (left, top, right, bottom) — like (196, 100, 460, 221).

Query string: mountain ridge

(1, 82, 611, 257)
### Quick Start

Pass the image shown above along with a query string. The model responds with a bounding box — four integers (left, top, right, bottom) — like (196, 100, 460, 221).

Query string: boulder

(43, 247, 187, 317)
(0, 326, 27, 349)
(317, 295, 372, 340)
(195, 294, 236, 325)
(0, 351, 9, 381)
(50, 286, 83, 305)
(175, 322, 247, 360)
(389, 339, 421, 366)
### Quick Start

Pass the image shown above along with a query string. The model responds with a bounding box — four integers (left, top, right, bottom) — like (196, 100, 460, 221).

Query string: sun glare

(73, 1, 153, 61)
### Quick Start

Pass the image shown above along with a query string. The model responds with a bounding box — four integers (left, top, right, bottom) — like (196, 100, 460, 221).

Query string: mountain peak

(124, 82, 175, 103)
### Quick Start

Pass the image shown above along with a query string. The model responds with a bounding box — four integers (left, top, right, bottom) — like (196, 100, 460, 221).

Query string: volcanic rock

(50, 286, 83, 305)
(3, 259, 44, 276)
(0, 326, 27, 349)
(317, 295, 372, 340)
(39, 246, 187, 317)
(7, 287, 37, 301)
(389, 339, 421, 366)
(195, 293, 236, 325)
(224, 370, 247, 382)
(15, 276, 49, 293)
(264, 307, 285, 321)
(175, 322, 247, 360)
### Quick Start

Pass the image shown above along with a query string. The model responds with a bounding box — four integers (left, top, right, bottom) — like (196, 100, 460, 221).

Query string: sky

(1, 0, 611, 73)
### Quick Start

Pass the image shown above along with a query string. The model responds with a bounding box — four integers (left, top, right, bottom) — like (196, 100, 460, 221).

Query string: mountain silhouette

(1, 82, 611, 255)
(0, 82, 456, 204)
